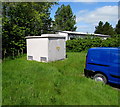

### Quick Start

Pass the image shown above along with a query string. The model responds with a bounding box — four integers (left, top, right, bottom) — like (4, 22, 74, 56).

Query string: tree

(54, 4, 77, 31)
(2, 2, 56, 58)
(115, 19, 120, 34)
(94, 21, 103, 34)
(102, 22, 115, 35)
(94, 21, 115, 36)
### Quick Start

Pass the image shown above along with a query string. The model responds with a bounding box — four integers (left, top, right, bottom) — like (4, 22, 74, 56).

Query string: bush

(66, 37, 119, 52)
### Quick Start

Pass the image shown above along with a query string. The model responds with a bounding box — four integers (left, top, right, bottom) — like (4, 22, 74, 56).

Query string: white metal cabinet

(26, 34, 66, 62)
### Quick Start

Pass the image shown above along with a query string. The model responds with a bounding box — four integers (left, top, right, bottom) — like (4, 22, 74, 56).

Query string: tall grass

(2, 52, 118, 105)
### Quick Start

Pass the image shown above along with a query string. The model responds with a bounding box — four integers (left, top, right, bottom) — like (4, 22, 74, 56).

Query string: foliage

(115, 19, 120, 34)
(94, 21, 104, 34)
(94, 21, 115, 36)
(102, 22, 115, 35)
(2, 53, 118, 105)
(53, 4, 77, 31)
(2, 2, 56, 58)
(66, 37, 120, 52)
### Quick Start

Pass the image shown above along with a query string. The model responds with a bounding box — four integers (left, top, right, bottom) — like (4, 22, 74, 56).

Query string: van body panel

(108, 49, 120, 84)
(84, 47, 120, 85)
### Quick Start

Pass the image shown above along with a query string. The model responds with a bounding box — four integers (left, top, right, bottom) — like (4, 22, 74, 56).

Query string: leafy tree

(115, 19, 120, 34)
(2, 2, 56, 58)
(54, 4, 77, 31)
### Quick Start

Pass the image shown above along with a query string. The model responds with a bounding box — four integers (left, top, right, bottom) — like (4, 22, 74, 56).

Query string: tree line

(2, 3, 120, 58)
(94, 20, 120, 36)
(2, 3, 77, 59)
(2, 2, 56, 59)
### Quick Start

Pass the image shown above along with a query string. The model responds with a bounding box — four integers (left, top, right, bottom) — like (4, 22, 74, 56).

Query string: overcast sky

(50, 1, 119, 33)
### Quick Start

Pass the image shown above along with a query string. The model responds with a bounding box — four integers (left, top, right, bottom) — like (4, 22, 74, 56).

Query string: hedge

(66, 37, 119, 52)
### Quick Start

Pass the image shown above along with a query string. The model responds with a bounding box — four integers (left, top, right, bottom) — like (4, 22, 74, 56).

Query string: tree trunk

(18, 50, 20, 56)
(21, 49, 23, 55)
(12, 50, 14, 59)
(4, 49, 6, 59)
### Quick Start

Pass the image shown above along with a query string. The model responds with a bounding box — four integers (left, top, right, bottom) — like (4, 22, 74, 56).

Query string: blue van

(84, 47, 120, 85)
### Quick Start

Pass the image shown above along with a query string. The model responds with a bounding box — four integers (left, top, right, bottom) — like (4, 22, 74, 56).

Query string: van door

(109, 49, 120, 84)
(87, 49, 110, 74)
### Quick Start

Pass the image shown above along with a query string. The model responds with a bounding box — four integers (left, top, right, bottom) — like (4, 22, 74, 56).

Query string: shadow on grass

(109, 83, 120, 90)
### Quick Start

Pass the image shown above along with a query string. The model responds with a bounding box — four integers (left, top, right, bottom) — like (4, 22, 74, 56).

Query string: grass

(2, 52, 119, 105)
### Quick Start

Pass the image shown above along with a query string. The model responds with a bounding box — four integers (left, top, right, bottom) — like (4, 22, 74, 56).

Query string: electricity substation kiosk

(26, 34, 66, 62)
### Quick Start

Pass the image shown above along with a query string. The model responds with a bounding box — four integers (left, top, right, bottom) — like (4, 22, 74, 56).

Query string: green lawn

(2, 52, 119, 105)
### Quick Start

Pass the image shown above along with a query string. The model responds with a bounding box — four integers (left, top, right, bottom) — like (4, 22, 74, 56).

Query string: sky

(50, 2, 119, 33)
